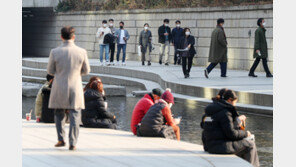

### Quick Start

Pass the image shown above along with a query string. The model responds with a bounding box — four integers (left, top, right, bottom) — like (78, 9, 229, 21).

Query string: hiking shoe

(55, 141, 65, 147)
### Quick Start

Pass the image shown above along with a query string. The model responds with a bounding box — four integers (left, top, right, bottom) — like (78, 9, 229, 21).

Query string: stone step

(22, 58, 273, 108)
(22, 66, 272, 115)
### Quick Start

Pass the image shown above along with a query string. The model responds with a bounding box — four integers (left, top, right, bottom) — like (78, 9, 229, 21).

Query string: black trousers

(174, 45, 181, 64)
(182, 55, 194, 76)
(109, 43, 115, 62)
(249, 57, 271, 74)
(206, 62, 227, 77)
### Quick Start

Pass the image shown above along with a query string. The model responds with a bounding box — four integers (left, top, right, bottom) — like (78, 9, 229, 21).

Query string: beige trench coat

(47, 40, 90, 110)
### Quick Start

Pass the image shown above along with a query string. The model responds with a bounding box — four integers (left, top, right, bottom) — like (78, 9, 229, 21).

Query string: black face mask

(120, 26, 123, 29)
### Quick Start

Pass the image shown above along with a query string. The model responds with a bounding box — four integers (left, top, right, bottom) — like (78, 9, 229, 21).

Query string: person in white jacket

(96, 20, 111, 66)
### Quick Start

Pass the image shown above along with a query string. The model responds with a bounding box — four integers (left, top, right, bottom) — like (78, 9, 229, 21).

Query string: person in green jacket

(204, 18, 228, 78)
(249, 18, 273, 77)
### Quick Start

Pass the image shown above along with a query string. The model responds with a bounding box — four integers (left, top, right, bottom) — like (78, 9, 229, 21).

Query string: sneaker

(204, 69, 209, 79)
(165, 63, 169, 66)
(69, 145, 76, 151)
(55, 141, 65, 147)
(116, 61, 120, 66)
(248, 73, 258, 77)
(106, 62, 111, 66)
(148, 61, 151, 66)
(98, 62, 103, 66)
(102, 62, 106, 66)
(221, 75, 228, 78)
(122, 62, 126, 66)
(266, 73, 273, 77)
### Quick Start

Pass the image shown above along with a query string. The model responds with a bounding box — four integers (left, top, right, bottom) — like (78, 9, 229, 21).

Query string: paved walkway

(22, 120, 252, 167)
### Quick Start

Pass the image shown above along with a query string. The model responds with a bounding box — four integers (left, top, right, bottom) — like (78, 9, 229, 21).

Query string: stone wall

(22, 4, 273, 72)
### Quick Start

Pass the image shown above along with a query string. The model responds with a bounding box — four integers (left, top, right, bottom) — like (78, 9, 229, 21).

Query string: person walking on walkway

(115, 21, 130, 66)
(47, 26, 90, 150)
(172, 20, 183, 65)
(82, 80, 117, 129)
(137, 89, 181, 141)
(130, 88, 162, 135)
(139, 23, 153, 66)
(200, 89, 260, 167)
(249, 18, 273, 78)
(204, 18, 228, 78)
(108, 19, 117, 66)
(96, 20, 111, 66)
(158, 19, 172, 65)
(177, 28, 196, 78)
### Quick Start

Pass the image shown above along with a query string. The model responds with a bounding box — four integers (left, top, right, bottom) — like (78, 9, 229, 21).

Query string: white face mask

(144, 26, 148, 30)
(176, 24, 180, 27)
(185, 31, 190, 36)
(103, 24, 107, 27)
(262, 22, 266, 26)
(165, 24, 169, 27)
(109, 23, 113, 27)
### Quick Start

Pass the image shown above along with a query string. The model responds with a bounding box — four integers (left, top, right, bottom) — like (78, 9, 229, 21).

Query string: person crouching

(137, 89, 180, 141)
(82, 80, 117, 129)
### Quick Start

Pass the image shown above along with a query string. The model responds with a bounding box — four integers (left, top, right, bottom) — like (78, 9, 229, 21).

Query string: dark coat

(82, 89, 115, 126)
(41, 86, 55, 123)
(103, 33, 115, 45)
(177, 35, 196, 57)
(253, 27, 268, 59)
(172, 27, 184, 46)
(208, 26, 228, 63)
(158, 25, 172, 44)
(200, 99, 250, 154)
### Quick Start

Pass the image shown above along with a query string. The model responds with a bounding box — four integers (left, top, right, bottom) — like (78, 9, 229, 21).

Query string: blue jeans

(99, 44, 109, 62)
(116, 44, 127, 62)
(206, 62, 227, 76)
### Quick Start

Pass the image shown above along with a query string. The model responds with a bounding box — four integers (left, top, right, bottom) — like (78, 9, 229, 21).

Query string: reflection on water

(23, 96, 273, 167)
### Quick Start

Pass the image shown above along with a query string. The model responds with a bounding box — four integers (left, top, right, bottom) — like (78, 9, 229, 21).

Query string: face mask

(103, 24, 107, 27)
(165, 24, 169, 27)
(144, 26, 148, 30)
(185, 31, 190, 36)
(109, 23, 113, 27)
(120, 26, 123, 29)
(262, 22, 266, 26)
(176, 24, 180, 27)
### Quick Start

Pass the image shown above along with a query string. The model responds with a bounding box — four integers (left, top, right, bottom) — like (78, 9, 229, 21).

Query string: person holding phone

(248, 18, 273, 77)
(200, 89, 260, 167)
(96, 20, 111, 66)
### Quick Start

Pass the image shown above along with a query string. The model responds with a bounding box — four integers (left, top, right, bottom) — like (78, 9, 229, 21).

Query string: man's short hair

(217, 18, 225, 25)
(164, 19, 169, 23)
(46, 74, 54, 82)
(119, 21, 124, 25)
(152, 88, 162, 97)
(257, 18, 264, 26)
(175, 20, 181, 24)
(102, 20, 107, 23)
(109, 19, 114, 22)
(144, 23, 149, 27)
(61, 26, 75, 40)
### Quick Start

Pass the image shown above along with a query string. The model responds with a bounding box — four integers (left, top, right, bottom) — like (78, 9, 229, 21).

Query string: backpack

(41, 88, 55, 123)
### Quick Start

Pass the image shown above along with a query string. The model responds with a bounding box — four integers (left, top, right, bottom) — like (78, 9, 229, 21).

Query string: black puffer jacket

(82, 89, 115, 125)
(41, 86, 54, 123)
(200, 99, 250, 154)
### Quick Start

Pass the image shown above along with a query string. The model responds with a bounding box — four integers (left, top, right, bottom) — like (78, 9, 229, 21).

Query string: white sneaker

(116, 61, 120, 66)
(102, 62, 106, 66)
(106, 61, 110, 66)
(98, 62, 103, 66)
(122, 62, 126, 66)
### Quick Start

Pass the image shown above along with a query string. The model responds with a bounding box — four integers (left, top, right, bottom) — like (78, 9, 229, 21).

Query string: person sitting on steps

(200, 89, 260, 167)
(137, 89, 181, 141)
(34, 74, 55, 123)
(82, 80, 117, 129)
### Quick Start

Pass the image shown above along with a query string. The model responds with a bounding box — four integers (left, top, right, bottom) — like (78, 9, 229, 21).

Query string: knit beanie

(161, 88, 174, 104)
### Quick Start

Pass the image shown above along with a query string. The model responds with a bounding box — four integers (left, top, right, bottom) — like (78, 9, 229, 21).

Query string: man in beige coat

(47, 26, 90, 150)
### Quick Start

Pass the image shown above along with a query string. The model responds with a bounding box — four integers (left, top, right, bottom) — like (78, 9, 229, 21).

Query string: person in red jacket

(130, 88, 163, 135)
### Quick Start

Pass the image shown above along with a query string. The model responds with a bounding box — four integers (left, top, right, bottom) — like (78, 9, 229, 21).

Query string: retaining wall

(23, 4, 273, 72)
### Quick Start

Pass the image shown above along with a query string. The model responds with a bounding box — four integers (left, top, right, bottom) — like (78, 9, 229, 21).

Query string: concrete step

(22, 66, 272, 115)
(22, 58, 273, 108)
